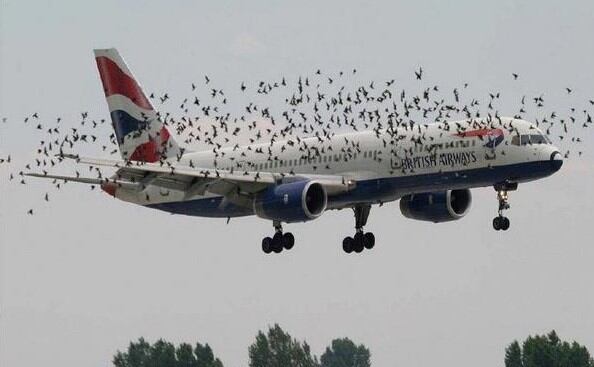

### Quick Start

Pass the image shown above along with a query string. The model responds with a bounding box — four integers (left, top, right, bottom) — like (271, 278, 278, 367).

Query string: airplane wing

(27, 155, 356, 205)
(24, 172, 141, 190)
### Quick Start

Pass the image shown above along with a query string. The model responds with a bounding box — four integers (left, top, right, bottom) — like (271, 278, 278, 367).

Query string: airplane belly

(113, 185, 254, 218)
(328, 159, 559, 209)
(145, 195, 254, 218)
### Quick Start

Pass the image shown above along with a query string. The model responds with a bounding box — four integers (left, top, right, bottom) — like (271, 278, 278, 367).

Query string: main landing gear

(262, 221, 295, 254)
(492, 182, 517, 231)
(343, 205, 375, 254)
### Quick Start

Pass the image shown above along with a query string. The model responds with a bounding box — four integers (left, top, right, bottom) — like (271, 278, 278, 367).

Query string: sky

(1, 1, 594, 366)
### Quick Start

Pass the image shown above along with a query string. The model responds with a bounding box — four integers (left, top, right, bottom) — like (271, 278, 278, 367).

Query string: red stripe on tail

(127, 127, 172, 163)
(95, 56, 152, 110)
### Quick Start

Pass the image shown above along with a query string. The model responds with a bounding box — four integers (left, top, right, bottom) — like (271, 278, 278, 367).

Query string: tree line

(505, 330, 593, 367)
(113, 325, 592, 367)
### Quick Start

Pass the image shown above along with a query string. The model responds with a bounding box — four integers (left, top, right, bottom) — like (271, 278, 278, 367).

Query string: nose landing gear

(492, 182, 516, 231)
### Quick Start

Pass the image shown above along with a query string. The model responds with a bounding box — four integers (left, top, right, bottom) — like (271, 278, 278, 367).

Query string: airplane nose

(549, 151, 563, 172)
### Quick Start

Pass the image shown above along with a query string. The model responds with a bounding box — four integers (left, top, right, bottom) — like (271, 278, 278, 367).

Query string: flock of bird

(1, 67, 592, 215)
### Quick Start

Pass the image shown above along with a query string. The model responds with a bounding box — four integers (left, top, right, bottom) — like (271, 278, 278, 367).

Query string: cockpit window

(527, 134, 550, 145)
(512, 135, 520, 146)
(512, 134, 550, 146)
(543, 134, 552, 144)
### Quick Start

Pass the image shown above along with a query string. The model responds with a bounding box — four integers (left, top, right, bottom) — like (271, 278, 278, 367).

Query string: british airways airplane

(27, 49, 563, 254)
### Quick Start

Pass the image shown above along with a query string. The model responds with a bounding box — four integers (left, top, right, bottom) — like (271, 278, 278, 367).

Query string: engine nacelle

(254, 180, 327, 223)
(399, 189, 472, 223)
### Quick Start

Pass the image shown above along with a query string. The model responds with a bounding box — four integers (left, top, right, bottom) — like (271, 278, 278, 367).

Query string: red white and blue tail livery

(94, 48, 180, 162)
(27, 49, 564, 254)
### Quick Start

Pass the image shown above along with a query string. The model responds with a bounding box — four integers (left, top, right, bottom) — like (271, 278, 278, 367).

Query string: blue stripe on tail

(110, 110, 151, 144)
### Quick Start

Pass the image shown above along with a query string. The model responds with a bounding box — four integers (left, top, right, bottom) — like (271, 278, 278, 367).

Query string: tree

(194, 343, 224, 367)
(113, 338, 224, 367)
(176, 343, 197, 367)
(150, 339, 177, 367)
(320, 338, 370, 367)
(505, 330, 594, 367)
(249, 324, 319, 367)
(505, 341, 523, 367)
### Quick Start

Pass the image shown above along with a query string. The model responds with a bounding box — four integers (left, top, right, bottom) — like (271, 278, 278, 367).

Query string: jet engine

(254, 180, 327, 223)
(399, 189, 472, 223)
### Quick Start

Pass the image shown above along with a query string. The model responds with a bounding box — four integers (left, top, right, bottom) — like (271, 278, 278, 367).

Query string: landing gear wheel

(501, 216, 510, 231)
(353, 232, 365, 253)
(342, 237, 354, 253)
(342, 205, 374, 253)
(272, 232, 283, 253)
(493, 216, 510, 231)
(262, 237, 272, 253)
(492, 217, 501, 231)
(263, 221, 295, 254)
(363, 232, 375, 249)
(282, 232, 295, 250)
(493, 183, 516, 231)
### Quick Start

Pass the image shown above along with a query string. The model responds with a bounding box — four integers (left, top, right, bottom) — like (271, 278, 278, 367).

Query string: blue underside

(146, 160, 561, 218)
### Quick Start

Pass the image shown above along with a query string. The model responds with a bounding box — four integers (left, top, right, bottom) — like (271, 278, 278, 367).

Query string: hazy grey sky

(1, 1, 594, 366)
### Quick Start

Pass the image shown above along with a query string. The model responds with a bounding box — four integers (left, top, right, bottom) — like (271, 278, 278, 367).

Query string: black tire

(272, 232, 283, 253)
(501, 217, 510, 231)
(353, 232, 364, 253)
(262, 237, 272, 254)
(282, 232, 295, 250)
(342, 237, 354, 253)
(363, 232, 375, 249)
(492, 217, 501, 231)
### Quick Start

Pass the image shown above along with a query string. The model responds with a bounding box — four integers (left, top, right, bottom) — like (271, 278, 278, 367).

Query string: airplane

(26, 48, 564, 254)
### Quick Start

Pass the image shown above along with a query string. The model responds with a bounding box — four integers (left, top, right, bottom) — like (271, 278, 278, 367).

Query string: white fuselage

(114, 117, 562, 216)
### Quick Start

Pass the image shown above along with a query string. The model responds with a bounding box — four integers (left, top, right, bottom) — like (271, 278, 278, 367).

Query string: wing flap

(24, 172, 140, 190)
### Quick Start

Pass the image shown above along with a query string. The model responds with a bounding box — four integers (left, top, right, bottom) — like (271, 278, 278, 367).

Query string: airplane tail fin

(94, 48, 181, 162)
